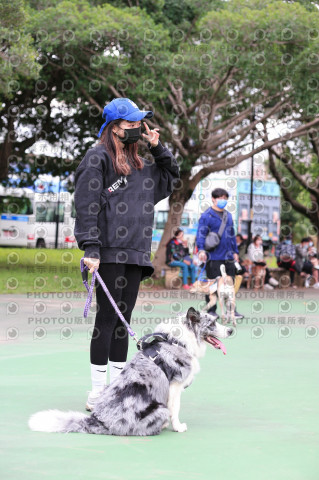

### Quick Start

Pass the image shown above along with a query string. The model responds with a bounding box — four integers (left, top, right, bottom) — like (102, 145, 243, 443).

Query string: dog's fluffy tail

(28, 409, 90, 434)
(220, 264, 227, 278)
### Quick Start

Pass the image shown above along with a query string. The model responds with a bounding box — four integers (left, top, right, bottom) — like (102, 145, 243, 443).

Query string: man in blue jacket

(196, 188, 244, 320)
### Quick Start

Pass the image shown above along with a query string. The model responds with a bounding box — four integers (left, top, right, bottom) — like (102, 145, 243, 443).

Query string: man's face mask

(216, 199, 228, 209)
(119, 126, 142, 144)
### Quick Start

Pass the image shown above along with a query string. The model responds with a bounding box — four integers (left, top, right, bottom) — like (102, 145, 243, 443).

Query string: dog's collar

(136, 332, 186, 352)
(137, 333, 187, 382)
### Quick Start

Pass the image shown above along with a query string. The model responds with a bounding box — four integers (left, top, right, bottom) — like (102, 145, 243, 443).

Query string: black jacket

(74, 141, 179, 279)
(166, 239, 187, 265)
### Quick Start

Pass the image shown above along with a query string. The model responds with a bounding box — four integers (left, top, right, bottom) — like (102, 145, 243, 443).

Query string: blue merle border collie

(28, 308, 233, 436)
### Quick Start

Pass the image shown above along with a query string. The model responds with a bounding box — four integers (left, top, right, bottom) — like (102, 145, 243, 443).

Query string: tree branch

(68, 70, 102, 112)
(206, 67, 235, 131)
(189, 116, 319, 188)
(76, 58, 123, 100)
(202, 97, 286, 158)
(309, 130, 319, 159)
(139, 99, 189, 157)
(208, 95, 286, 151)
(268, 149, 312, 218)
(269, 146, 319, 198)
(186, 96, 203, 115)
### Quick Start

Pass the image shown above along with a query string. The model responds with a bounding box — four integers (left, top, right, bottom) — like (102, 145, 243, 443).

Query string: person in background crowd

(275, 235, 297, 286)
(247, 234, 279, 290)
(166, 228, 196, 289)
(196, 188, 244, 320)
(236, 234, 247, 263)
(295, 237, 313, 283)
(233, 233, 248, 290)
(306, 250, 319, 288)
(307, 242, 317, 257)
(181, 237, 193, 264)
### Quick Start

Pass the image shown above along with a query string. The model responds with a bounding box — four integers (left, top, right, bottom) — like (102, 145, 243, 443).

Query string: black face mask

(119, 126, 142, 144)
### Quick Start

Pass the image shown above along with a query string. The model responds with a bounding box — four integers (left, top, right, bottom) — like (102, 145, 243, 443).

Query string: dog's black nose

(228, 328, 234, 336)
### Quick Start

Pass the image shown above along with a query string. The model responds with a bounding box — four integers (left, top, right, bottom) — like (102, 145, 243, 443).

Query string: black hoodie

(74, 141, 179, 280)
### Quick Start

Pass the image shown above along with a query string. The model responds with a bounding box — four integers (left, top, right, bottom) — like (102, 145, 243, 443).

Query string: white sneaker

(86, 390, 103, 412)
(264, 283, 274, 290)
(313, 283, 319, 289)
(269, 277, 279, 287)
(305, 275, 312, 288)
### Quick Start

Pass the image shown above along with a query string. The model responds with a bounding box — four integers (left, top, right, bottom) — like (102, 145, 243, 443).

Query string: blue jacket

(196, 207, 238, 261)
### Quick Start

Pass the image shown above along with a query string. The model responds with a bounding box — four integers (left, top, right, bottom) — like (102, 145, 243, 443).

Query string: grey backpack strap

(205, 209, 229, 251)
(217, 210, 228, 239)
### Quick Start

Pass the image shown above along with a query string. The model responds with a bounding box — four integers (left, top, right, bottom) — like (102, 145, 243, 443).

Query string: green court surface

(1, 289, 319, 480)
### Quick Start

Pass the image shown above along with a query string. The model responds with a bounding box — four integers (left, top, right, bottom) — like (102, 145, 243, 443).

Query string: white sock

(109, 361, 126, 384)
(90, 363, 107, 394)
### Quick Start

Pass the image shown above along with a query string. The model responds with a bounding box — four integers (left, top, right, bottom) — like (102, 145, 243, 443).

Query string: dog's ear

(186, 307, 201, 323)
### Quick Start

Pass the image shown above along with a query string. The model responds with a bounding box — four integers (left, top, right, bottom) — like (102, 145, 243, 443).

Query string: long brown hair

(97, 120, 144, 176)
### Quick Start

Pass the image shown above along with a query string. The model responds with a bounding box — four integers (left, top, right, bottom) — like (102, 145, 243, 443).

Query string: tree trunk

(313, 209, 319, 250)
(152, 177, 191, 277)
(0, 113, 15, 181)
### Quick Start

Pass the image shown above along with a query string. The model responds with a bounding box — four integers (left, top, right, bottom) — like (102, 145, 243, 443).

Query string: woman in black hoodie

(74, 98, 179, 411)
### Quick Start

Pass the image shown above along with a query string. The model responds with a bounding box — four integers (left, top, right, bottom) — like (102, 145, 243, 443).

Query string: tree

(150, 0, 319, 272)
(0, 0, 223, 184)
(0, 0, 172, 183)
(0, 0, 40, 99)
(1, 0, 319, 270)
(286, 0, 319, 10)
(267, 134, 319, 244)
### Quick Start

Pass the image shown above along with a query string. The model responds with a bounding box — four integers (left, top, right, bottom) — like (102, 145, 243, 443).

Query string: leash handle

(80, 258, 95, 317)
(80, 258, 137, 339)
(197, 264, 207, 282)
(80, 257, 90, 291)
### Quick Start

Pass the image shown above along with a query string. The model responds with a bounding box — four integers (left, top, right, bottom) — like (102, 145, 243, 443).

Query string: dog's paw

(173, 422, 187, 433)
(177, 423, 188, 433)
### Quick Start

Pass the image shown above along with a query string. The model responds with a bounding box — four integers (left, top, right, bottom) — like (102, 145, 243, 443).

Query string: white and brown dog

(202, 265, 236, 326)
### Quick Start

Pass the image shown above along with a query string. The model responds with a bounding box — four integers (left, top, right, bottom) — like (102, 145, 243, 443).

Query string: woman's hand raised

(142, 122, 160, 147)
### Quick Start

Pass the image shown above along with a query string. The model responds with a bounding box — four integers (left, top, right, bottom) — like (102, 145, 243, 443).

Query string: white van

(0, 186, 77, 248)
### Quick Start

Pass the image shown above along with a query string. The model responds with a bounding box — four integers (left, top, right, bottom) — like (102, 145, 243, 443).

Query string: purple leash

(80, 257, 138, 343)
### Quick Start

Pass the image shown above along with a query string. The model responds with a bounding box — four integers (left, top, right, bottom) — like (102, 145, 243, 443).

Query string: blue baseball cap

(97, 98, 154, 138)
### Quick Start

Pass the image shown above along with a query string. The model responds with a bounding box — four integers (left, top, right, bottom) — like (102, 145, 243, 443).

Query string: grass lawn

(0, 248, 278, 294)
(0, 248, 163, 294)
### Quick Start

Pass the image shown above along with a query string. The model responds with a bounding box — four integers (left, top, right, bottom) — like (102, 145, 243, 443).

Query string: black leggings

(90, 263, 142, 365)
